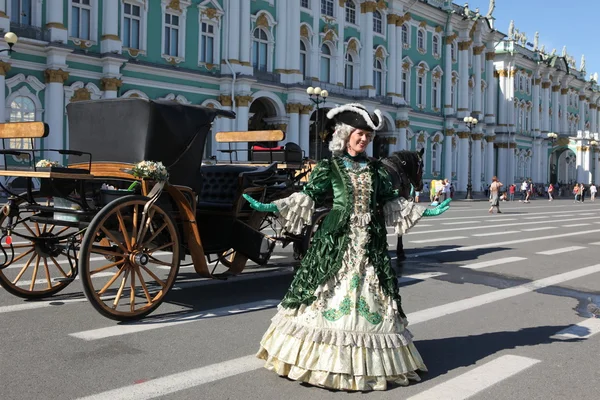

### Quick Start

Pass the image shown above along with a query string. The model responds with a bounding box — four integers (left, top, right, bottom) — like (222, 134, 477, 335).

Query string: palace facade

(1, 0, 598, 191)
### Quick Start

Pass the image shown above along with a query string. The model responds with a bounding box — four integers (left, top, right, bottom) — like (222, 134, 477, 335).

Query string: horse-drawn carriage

(0, 98, 320, 321)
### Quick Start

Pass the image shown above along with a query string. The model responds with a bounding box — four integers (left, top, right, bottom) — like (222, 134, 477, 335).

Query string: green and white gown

(256, 155, 427, 391)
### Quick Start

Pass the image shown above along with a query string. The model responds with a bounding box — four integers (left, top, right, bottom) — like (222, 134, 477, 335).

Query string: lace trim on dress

(273, 192, 315, 235)
(383, 197, 425, 235)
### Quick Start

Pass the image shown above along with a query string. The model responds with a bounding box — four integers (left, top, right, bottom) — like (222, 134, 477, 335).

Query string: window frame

(68, 0, 98, 43)
(160, 0, 190, 62)
(252, 28, 270, 71)
(301, 0, 310, 9)
(401, 24, 410, 48)
(373, 58, 384, 96)
(122, 1, 148, 52)
(300, 40, 308, 79)
(432, 34, 440, 57)
(321, 0, 334, 17)
(345, 0, 356, 25)
(320, 43, 332, 83)
(416, 29, 426, 53)
(345, 52, 356, 89)
(373, 10, 383, 35)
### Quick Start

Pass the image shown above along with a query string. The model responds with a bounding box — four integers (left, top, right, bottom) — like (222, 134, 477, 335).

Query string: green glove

(423, 205, 450, 217)
(242, 193, 278, 212)
(438, 198, 452, 208)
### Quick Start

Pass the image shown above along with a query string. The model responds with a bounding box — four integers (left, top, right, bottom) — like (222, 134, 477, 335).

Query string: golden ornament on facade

(167, 0, 181, 12)
(323, 29, 335, 43)
(560, 88, 568, 95)
(375, 47, 385, 60)
(376, 0, 387, 10)
(71, 88, 91, 102)
(432, 70, 441, 79)
(579, 94, 587, 101)
(402, 61, 410, 71)
(419, 20, 427, 28)
(44, 68, 69, 84)
(256, 13, 269, 28)
(202, 8, 219, 20)
(435, 25, 443, 33)
(552, 85, 560, 92)
(300, 104, 314, 114)
(286, 103, 302, 114)
(300, 25, 309, 38)
(0, 61, 11, 76)
(395, 120, 410, 129)
(590, 104, 597, 110)
(485, 52, 495, 60)
(457, 132, 471, 139)
(473, 45, 485, 55)
(128, 48, 140, 57)
(471, 133, 484, 140)
(234, 95, 253, 107)
(360, 1, 378, 13)
(534, 78, 541, 85)
(45, 22, 67, 30)
(217, 94, 233, 107)
(347, 39, 358, 53)
(417, 133, 425, 143)
(387, 14, 397, 25)
(541, 81, 551, 89)
(100, 77, 122, 91)
(458, 40, 472, 51)
(338, 0, 346, 6)
(446, 32, 457, 43)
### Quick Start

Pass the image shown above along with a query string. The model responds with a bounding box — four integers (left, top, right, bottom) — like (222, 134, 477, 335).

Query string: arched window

(401, 24, 409, 46)
(373, 10, 382, 34)
(432, 79, 440, 109)
(432, 35, 439, 56)
(345, 52, 355, 89)
(417, 30, 424, 50)
(9, 96, 35, 150)
(417, 74, 424, 106)
(320, 44, 331, 83)
(451, 42, 456, 61)
(252, 28, 268, 71)
(431, 143, 438, 173)
(345, 0, 356, 24)
(373, 58, 383, 96)
(300, 40, 307, 79)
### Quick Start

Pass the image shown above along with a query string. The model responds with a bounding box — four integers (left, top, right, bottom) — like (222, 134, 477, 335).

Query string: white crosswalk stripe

(551, 318, 600, 340)
(537, 246, 586, 255)
(460, 257, 526, 270)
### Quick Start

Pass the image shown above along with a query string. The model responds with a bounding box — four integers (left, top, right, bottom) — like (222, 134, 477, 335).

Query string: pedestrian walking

(509, 184, 515, 201)
(580, 183, 585, 202)
(573, 183, 580, 203)
(548, 183, 554, 201)
(488, 176, 503, 214)
(520, 179, 528, 202)
(590, 183, 597, 201)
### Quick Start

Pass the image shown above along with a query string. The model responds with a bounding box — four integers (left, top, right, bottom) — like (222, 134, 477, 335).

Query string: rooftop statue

(485, 0, 495, 18)
(508, 20, 514, 40)
(533, 31, 539, 51)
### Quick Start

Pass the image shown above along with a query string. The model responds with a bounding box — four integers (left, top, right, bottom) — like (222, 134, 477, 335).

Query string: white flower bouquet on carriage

(130, 160, 169, 182)
(35, 159, 64, 168)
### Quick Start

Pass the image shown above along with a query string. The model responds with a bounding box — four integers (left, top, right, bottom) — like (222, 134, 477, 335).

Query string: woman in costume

(244, 103, 450, 391)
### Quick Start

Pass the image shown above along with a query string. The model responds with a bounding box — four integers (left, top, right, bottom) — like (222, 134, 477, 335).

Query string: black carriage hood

(66, 98, 235, 192)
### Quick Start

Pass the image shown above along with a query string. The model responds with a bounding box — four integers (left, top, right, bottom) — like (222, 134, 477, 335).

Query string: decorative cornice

(44, 68, 69, 84)
(471, 133, 484, 140)
(300, 104, 314, 114)
(552, 85, 560, 92)
(444, 129, 455, 136)
(485, 52, 495, 60)
(100, 77, 122, 91)
(457, 132, 470, 139)
(541, 81, 551, 89)
(458, 40, 472, 51)
(486, 135, 496, 142)
(0, 61, 11, 76)
(360, 1, 378, 13)
(286, 103, 303, 113)
(218, 94, 232, 107)
(560, 88, 568, 95)
(235, 95, 254, 107)
(472, 45, 485, 55)
(45, 22, 67, 30)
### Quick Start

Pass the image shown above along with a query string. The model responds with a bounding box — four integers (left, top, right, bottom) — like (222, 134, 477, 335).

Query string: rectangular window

(300, 52, 307, 79)
(432, 80, 439, 109)
(402, 71, 408, 101)
(301, 0, 310, 8)
(71, 0, 91, 40)
(164, 13, 179, 57)
(321, 0, 333, 16)
(320, 57, 330, 82)
(200, 22, 214, 64)
(11, 0, 32, 25)
(417, 76, 424, 106)
(123, 3, 141, 49)
(345, 3, 355, 24)
(345, 64, 353, 89)
(252, 42, 268, 70)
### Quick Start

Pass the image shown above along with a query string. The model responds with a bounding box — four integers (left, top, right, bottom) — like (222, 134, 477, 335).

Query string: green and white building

(0, 0, 597, 192)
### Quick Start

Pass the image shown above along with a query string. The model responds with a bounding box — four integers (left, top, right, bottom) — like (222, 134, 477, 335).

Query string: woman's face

(346, 129, 373, 156)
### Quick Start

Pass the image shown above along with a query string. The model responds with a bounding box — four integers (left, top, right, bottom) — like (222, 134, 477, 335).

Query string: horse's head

(382, 149, 424, 196)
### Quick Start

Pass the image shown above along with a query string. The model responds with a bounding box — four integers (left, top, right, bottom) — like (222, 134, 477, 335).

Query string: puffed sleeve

(272, 159, 331, 235)
(376, 163, 425, 235)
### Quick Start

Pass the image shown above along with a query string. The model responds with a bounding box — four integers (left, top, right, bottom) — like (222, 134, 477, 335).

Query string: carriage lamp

(307, 86, 329, 160)
(463, 116, 478, 200)
(547, 132, 558, 145)
(1, 32, 18, 54)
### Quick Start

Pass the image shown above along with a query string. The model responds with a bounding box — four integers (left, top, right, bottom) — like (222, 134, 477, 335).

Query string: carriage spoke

(9, 247, 35, 263)
(34, 222, 40, 236)
(22, 222, 36, 236)
(46, 224, 56, 233)
(146, 254, 174, 267)
(131, 205, 139, 249)
(136, 209, 156, 246)
(12, 252, 36, 284)
(29, 256, 40, 291)
(116, 210, 131, 251)
(134, 266, 153, 306)
(100, 226, 128, 253)
(130, 267, 136, 312)
(112, 268, 131, 309)
(98, 264, 127, 295)
(146, 241, 175, 253)
(49, 256, 69, 278)
(91, 260, 125, 275)
(54, 226, 71, 236)
(141, 222, 168, 249)
(90, 245, 127, 259)
(7, 243, 35, 249)
(140, 265, 167, 288)
(43, 258, 53, 289)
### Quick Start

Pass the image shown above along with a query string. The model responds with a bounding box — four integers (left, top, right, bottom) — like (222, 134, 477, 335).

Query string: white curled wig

(328, 123, 358, 156)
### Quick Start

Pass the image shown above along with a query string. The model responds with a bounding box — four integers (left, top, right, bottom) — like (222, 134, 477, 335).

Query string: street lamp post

(547, 132, 558, 183)
(0, 32, 18, 54)
(463, 115, 478, 199)
(306, 86, 328, 160)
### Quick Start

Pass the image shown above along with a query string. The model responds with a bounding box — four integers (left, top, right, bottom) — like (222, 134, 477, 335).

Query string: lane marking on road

(406, 264, 600, 325)
(430, 208, 593, 222)
(406, 355, 540, 400)
(536, 246, 587, 255)
(472, 231, 520, 237)
(441, 221, 479, 225)
(399, 272, 446, 283)
(484, 218, 517, 222)
(407, 216, 598, 236)
(577, 213, 596, 216)
(409, 236, 467, 244)
(522, 227, 554, 232)
(589, 242, 600, 245)
(460, 257, 526, 270)
(550, 318, 600, 340)
(561, 223, 590, 228)
(0, 297, 90, 314)
(524, 216, 548, 220)
(74, 354, 264, 400)
(69, 299, 279, 341)
(406, 229, 600, 258)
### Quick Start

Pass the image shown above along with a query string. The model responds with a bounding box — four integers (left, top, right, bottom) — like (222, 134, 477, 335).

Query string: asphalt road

(1, 198, 599, 400)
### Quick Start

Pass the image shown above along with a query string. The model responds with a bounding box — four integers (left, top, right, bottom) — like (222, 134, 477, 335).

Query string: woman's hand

(423, 198, 451, 217)
(242, 193, 278, 212)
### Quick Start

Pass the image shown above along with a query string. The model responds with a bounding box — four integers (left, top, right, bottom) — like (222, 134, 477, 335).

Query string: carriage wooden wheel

(0, 192, 78, 298)
(79, 195, 180, 321)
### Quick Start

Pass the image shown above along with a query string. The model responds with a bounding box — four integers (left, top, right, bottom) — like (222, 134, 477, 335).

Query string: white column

(299, 106, 311, 157)
(0, 62, 9, 123)
(335, 1, 346, 86)
(443, 130, 454, 180)
(443, 37, 454, 115)
(579, 95, 587, 132)
(43, 69, 69, 162)
(508, 145, 516, 185)
(484, 49, 495, 124)
(227, 0, 240, 63)
(594, 151, 600, 184)
(457, 39, 470, 118)
(457, 132, 469, 191)
(532, 138, 541, 182)
(497, 70, 508, 129)
(497, 147, 507, 184)
(485, 131, 495, 183)
(239, 0, 251, 67)
(285, 104, 300, 145)
(472, 45, 483, 115)
(394, 20, 404, 97)
(551, 84, 560, 133)
(216, 96, 233, 161)
(286, 1, 301, 76)
(101, 0, 121, 53)
(560, 88, 569, 135)
(590, 104, 597, 135)
(397, 122, 408, 150)
(541, 81, 550, 133)
(359, 6, 374, 90)
(309, 10, 320, 81)
(532, 78, 540, 135)
(274, 0, 287, 72)
(472, 133, 482, 192)
(386, 15, 397, 96)
(45, 0, 67, 43)
(0, 1, 8, 33)
(235, 96, 250, 161)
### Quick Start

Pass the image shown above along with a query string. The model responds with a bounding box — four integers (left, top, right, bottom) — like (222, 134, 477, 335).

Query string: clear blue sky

(467, 0, 597, 78)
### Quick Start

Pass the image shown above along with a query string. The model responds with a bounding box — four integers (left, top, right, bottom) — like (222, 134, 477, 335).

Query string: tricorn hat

(326, 103, 384, 132)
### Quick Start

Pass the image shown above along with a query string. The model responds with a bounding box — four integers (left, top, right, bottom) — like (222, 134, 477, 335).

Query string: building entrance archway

(549, 147, 576, 185)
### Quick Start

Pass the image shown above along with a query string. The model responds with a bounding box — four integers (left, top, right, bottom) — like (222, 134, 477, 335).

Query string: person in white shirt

(441, 178, 451, 201)
(590, 184, 597, 201)
(519, 180, 528, 202)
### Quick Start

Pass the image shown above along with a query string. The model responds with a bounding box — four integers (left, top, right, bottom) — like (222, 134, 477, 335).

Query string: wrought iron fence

(9, 23, 50, 42)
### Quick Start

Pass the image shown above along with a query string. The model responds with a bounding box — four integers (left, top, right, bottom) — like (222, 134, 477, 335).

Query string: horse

(381, 148, 425, 264)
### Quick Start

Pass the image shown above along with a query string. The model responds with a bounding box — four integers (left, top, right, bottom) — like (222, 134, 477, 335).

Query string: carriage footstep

(53, 277, 76, 283)
(212, 272, 234, 280)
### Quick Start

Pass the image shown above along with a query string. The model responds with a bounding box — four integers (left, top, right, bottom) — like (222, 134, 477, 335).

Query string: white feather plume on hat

(326, 103, 384, 132)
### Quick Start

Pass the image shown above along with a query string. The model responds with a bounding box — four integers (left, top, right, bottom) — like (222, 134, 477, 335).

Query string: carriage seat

(196, 164, 277, 212)
(251, 142, 303, 164)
